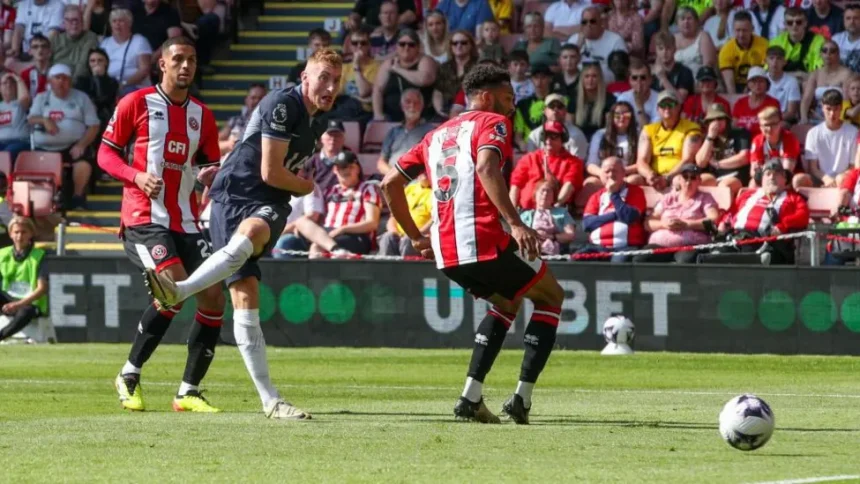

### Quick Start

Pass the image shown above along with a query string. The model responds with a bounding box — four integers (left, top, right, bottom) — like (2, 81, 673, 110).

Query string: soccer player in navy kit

(146, 48, 343, 420)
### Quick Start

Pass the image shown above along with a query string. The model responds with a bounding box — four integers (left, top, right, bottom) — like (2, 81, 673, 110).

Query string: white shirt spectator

(544, 0, 589, 30)
(703, 10, 738, 50)
(512, 78, 535, 104)
(99, 33, 152, 89)
(286, 185, 325, 224)
(832, 31, 860, 73)
(526, 121, 589, 160)
(566, 30, 627, 81)
(587, 128, 632, 167)
(750, 6, 785, 40)
(804, 122, 859, 178)
(29, 88, 99, 150)
(14, 0, 63, 50)
(0, 99, 30, 141)
(616, 88, 661, 123)
(767, 73, 801, 113)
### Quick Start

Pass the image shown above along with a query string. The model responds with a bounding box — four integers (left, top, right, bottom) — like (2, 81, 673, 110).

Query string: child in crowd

(508, 49, 534, 103)
(478, 20, 505, 64)
(844, 76, 860, 127)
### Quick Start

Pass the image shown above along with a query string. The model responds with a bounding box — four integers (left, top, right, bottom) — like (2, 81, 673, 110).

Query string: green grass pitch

(1, 345, 860, 483)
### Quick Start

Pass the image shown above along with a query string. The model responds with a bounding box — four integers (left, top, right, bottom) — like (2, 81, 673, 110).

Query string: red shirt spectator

(842, 167, 860, 212)
(607, 80, 631, 95)
(323, 180, 383, 229)
(683, 93, 731, 125)
(730, 187, 810, 234)
(1, 4, 15, 40)
(749, 127, 802, 173)
(19, 64, 47, 97)
(583, 184, 647, 248)
(510, 121, 584, 210)
(733, 95, 781, 139)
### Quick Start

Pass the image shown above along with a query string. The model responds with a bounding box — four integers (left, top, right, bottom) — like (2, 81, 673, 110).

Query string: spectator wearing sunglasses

(432, 30, 477, 118)
(373, 29, 438, 122)
(370, 0, 400, 60)
(334, 30, 379, 121)
(799, 40, 852, 125)
(20, 34, 51, 97)
(616, 57, 660, 129)
(567, 6, 627, 82)
(637, 90, 702, 191)
(769, 8, 825, 84)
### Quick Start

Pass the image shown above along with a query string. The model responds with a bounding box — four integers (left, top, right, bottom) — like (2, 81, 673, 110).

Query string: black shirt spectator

(132, 0, 181, 55)
(807, 2, 844, 39)
(350, 0, 417, 30)
(74, 47, 119, 133)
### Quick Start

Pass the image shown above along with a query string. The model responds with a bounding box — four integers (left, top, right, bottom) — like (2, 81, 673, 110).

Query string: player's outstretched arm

(261, 136, 314, 195)
(381, 169, 423, 241)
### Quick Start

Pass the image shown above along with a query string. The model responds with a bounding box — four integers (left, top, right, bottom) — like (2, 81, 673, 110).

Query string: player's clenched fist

(411, 236, 433, 260)
(511, 224, 540, 261)
(134, 172, 164, 199)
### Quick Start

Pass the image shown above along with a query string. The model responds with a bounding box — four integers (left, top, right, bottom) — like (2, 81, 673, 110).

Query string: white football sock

(175, 234, 254, 302)
(515, 381, 534, 408)
(177, 382, 198, 396)
(121, 361, 141, 376)
(233, 308, 280, 407)
(461, 377, 482, 403)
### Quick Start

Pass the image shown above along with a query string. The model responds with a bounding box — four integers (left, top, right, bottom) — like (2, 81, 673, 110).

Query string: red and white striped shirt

(20, 65, 47, 98)
(731, 188, 810, 234)
(323, 181, 382, 228)
(101, 85, 220, 233)
(396, 111, 514, 269)
(583, 185, 647, 248)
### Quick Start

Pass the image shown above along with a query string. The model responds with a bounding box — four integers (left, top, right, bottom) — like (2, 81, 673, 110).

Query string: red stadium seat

(10, 180, 54, 217)
(358, 153, 379, 175)
(362, 121, 399, 152)
(0, 151, 11, 177)
(797, 187, 842, 219)
(342, 121, 361, 153)
(14, 151, 62, 187)
(10, 152, 62, 217)
(699, 185, 733, 211)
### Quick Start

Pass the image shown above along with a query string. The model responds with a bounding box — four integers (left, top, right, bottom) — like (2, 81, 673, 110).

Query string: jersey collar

(155, 83, 190, 108)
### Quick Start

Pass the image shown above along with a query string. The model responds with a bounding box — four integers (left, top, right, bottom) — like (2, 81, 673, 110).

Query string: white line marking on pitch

(748, 475, 860, 484)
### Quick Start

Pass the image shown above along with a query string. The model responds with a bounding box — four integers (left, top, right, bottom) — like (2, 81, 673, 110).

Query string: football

(601, 315, 635, 355)
(718, 394, 775, 451)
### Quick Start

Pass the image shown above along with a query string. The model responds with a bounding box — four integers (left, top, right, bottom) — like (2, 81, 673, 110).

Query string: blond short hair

(8, 216, 35, 235)
(757, 106, 781, 122)
(307, 48, 343, 70)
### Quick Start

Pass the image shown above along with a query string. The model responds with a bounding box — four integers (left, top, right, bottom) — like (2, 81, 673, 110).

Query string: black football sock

(461, 307, 516, 402)
(519, 305, 561, 385)
(126, 303, 179, 369)
(181, 308, 223, 389)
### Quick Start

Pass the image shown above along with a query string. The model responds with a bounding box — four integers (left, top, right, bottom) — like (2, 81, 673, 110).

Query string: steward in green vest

(0, 217, 48, 343)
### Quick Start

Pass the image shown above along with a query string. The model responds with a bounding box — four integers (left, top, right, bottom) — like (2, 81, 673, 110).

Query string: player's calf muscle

(526, 275, 564, 307)
(229, 278, 259, 309)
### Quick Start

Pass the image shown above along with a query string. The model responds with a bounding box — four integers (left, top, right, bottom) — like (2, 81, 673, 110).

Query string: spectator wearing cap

(570, 63, 615, 140)
(586, 101, 643, 186)
(432, 30, 477, 118)
(567, 6, 627, 82)
(373, 29, 438, 122)
(435, 0, 494, 37)
(370, 1, 400, 60)
(765, 46, 801, 124)
(51, 5, 99, 80)
(650, 32, 694, 103)
(749, 106, 803, 188)
(333, 29, 378, 122)
(0, 216, 48, 344)
(769, 7, 825, 83)
(796, 89, 859, 189)
(377, 89, 434, 175)
(633, 165, 720, 264)
(280, 151, 382, 259)
(99, 9, 152, 96)
(716, 159, 809, 265)
(218, 83, 266, 157)
(579, 156, 646, 263)
(733, 66, 781, 139)
(719, 11, 768, 94)
(271, 185, 325, 260)
(507, 50, 535, 104)
(520, 179, 576, 256)
(8, 0, 63, 60)
(681, 66, 730, 125)
(616, 58, 660, 129)
(73, 47, 119, 137)
(799, 39, 853, 125)
(637, 90, 702, 190)
(346, 0, 417, 33)
(526, 92, 589, 160)
(20, 34, 52, 98)
(513, 12, 562, 68)
(377, 173, 432, 256)
(28, 64, 99, 209)
(513, 63, 557, 149)
(696, 103, 751, 196)
(0, 72, 31, 164)
(510, 120, 584, 210)
(304, 120, 352, 193)
(551, 44, 581, 101)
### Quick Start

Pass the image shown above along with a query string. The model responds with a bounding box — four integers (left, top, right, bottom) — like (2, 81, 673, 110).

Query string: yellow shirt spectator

(488, 0, 513, 33)
(397, 181, 433, 236)
(843, 100, 860, 127)
(768, 32, 825, 73)
(338, 60, 381, 112)
(644, 118, 702, 175)
(719, 35, 768, 92)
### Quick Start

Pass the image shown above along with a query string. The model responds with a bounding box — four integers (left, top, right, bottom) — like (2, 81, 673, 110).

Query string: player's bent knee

(237, 218, 271, 254)
(531, 274, 564, 307)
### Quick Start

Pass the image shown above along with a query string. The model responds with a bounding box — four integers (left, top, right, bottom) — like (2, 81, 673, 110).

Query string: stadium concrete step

(37, 241, 123, 253)
(238, 31, 309, 45)
(66, 210, 121, 227)
(210, 60, 297, 76)
(261, 2, 353, 16)
(202, 74, 278, 90)
(227, 44, 341, 61)
(255, 16, 340, 32)
(95, 179, 123, 195)
(84, 194, 122, 212)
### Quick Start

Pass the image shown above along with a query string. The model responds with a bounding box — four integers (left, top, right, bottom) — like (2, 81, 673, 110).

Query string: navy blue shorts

(208, 200, 290, 286)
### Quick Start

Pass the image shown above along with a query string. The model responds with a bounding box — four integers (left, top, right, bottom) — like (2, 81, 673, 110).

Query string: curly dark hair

(462, 64, 511, 97)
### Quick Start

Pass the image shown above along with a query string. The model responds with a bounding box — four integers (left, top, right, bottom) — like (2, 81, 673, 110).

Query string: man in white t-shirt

(9, 0, 63, 59)
(27, 64, 100, 208)
(567, 6, 626, 82)
(796, 89, 859, 188)
(616, 58, 660, 128)
(525, 93, 589, 159)
(833, 5, 860, 72)
(544, 0, 588, 41)
(765, 46, 800, 123)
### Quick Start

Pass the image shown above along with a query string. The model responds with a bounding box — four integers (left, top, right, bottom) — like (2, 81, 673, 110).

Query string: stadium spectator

(637, 90, 702, 190)
(73, 47, 118, 137)
(507, 50, 534, 104)
(796, 89, 859, 188)
(421, 10, 450, 64)
(733, 67, 781, 139)
(132, 0, 181, 64)
(513, 63, 555, 148)
(765, 46, 801, 125)
(19, 34, 50, 97)
(606, 50, 631, 94)
(586, 101, 642, 186)
(749, 0, 786, 40)
(844, 76, 860, 127)
(520, 180, 576, 256)
(696, 103, 751, 195)
(376, 89, 434, 175)
(27, 64, 99, 208)
(551, 44, 580, 100)
(280, 151, 382, 258)
(370, 1, 400, 60)
(578, 156, 646, 262)
(525, 93, 588, 160)
(373, 29, 437, 122)
(769, 8, 825, 84)
(567, 6, 627, 82)
(544, 0, 588, 41)
(826, 167, 860, 265)
(633, 165, 720, 263)
(305, 120, 351, 193)
(51, 6, 98, 80)
(0, 72, 31, 164)
(100, 9, 152, 96)
(510, 121, 584, 210)
(271, 187, 325, 260)
(513, 12, 561, 68)
(1, 1, 14, 54)
(435, 0, 494, 36)
(674, 8, 717, 80)
(487, 0, 513, 33)
(719, 11, 768, 94)
(289, 29, 331, 84)
(477, 20, 503, 63)
(617, 58, 660, 129)
(716, 160, 809, 265)
(332, 30, 378, 123)
(651, 32, 694, 103)
(832, 5, 860, 72)
(749, 106, 802, 188)
(807, 0, 843, 40)
(84, 0, 109, 37)
(682, 66, 730, 125)
(0, 49, 13, 77)
(607, 0, 645, 58)
(9, 0, 62, 60)
(377, 173, 431, 256)
(703, 0, 736, 50)
(799, 40, 852, 125)
(190, 0, 225, 72)
(347, 0, 417, 31)
(433, 30, 477, 118)
(218, 83, 265, 156)
(0, 217, 47, 344)
(569, 63, 614, 140)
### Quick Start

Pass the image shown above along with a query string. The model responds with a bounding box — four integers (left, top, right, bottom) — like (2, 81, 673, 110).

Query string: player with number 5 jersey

(97, 37, 227, 414)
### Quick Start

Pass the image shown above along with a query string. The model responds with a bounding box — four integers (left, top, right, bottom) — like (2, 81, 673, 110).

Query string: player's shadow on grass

(532, 418, 860, 434)
(318, 410, 451, 418)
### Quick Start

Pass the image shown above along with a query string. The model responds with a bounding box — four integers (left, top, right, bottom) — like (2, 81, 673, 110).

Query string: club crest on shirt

(48, 111, 64, 122)
(494, 122, 507, 137)
(189, 117, 199, 131)
(150, 244, 167, 260)
(273, 103, 288, 124)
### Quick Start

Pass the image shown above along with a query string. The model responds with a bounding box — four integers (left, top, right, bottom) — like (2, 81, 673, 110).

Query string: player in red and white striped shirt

(97, 37, 226, 413)
(382, 64, 564, 425)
